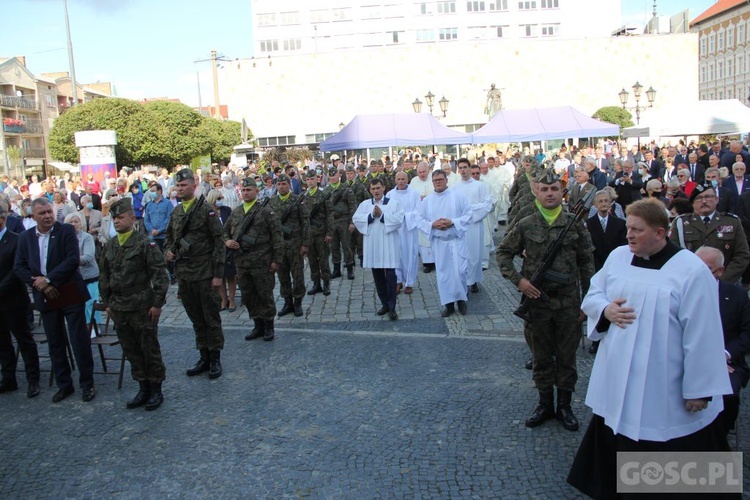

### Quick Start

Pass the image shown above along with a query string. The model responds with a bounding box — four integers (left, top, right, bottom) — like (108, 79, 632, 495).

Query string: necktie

(703, 216, 711, 226)
(691, 164, 696, 179)
(601, 217, 607, 232)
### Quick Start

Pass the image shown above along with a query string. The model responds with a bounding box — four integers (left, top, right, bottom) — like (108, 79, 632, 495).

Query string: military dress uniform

(497, 169, 595, 432)
(269, 174, 310, 318)
(327, 167, 357, 279)
(99, 198, 169, 410)
(347, 167, 370, 266)
(165, 169, 226, 378)
(305, 173, 335, 296)
(224, 178, 283, 341)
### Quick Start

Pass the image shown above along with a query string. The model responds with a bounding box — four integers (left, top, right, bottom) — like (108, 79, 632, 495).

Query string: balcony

(21, 147, 46, 158)
(2, 118, 44, 134)
(0, 94, 39, 110)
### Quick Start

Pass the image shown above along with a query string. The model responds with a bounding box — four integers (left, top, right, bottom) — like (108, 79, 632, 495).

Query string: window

(361, 5, 381, 19)
(420, 2, 433, 14)
(518, 1, 537, 10)
(310, 9, 329, 23)
(709, 64, 714, 80)
(709, 33, 715, 53)
(489, 0, 508, 9)
(541, 0, 558, 8)
(390, 31, 403, 43)
(258, 13, 276, 26)
(739, 24, 745, 44)
(467, 1, 485, 11)
(259, 40, 279, 52)
(468, 26, 486, 39)
(727, 26, 735, 49)
(493, 25, 507, 38)
(738, 55, 745, 74)
(718, 60, 724, 79)
(727, 57, 733, 77)
(416, 29, 435, 41)
(727, 88, 733, 99)
(718, 30, 725, 50)
(700, 66, 706, 83)
(541, 24, 559, 36)
(439, 27, 458, 40)
(522, 24, 537, 37)
(279, 12, 299, 25)
(437, 1, 455, 13)
(282, 39, 301, 51)
(45, 95, 55, 107)
(700, 38, 706, 57)
(332, 8, 351, 21)
(719, 90, 724, 99)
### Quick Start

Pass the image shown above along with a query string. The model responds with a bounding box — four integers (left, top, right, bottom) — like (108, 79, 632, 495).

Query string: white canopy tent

(622, 99, 750, 138)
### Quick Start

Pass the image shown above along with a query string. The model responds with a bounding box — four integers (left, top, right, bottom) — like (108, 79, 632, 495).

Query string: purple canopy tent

(471, 106, 619, 143)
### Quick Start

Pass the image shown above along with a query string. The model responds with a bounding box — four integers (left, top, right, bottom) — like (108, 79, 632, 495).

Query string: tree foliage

(49, 98, 245, 169)
(592, 106, 634, 135)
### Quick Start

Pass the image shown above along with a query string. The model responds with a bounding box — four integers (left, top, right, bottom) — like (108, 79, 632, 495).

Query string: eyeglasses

(694, 194, 717, 201)
(677, 175, 687, 178)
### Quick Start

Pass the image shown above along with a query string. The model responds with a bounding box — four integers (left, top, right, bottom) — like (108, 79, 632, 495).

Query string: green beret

(276, 174, 290, 183)
(175, 168, 194, 182)
(109, 197, 133, 217)
(302, 170, 317, 180)
(345, 165, 355, 172)
(241, 177, 256, 188)
(535, 168, 561, 185)
(328, 167, 338, 177)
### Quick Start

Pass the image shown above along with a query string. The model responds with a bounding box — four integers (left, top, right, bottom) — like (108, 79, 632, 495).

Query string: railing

(2, 120, 44, 134)
(0, 94, 38, 110)
(21, 147, 46, 158)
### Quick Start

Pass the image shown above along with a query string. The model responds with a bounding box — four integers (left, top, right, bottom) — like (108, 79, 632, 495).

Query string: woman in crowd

(52, 191, 74, 222)
(20, 199, 36, 230)
(167, 186, 179, 207)
(206, 190, 237, 312)
(78, 194, 103, 240)
(126, 182, 145, 231)
(64, 213, 100, 327)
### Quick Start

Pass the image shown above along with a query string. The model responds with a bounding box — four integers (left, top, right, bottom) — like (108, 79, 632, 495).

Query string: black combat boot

(525, 388, 555, 428)
(208, 351, 222, 379)
(263, 319, 275, 341)
(126, 380, 151, 409)
(307, 281, 322, 295)
(293, 297, 303, 317)
(331, 263, 342, 279)
(556, 389, 579, 431)
(322, 281, 331, 296)
(186, 349, 210, 376)
(245, 319, 264, 340)
(278, 298, 294, 317)
(144, 382, 163, 411)
(346, 265, 354, 280)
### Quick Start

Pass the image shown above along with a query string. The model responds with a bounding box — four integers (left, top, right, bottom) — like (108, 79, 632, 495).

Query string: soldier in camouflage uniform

(670, 183, 750, 284)
(508, 155, 539, 220)
(497, 169, 594, 432)
(165, 169, 226, 379)
(100, 197, 169, 410)
(269, 174, 310, 318)
(346, 165, 369, 267)
(326, 167, 357, 280)
(224, 178, 283, 341)
(305, 171, 335, 296)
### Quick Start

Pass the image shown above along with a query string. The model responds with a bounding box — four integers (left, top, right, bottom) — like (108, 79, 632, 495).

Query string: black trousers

(40, 303, 94, 391)
(0, 307, 40, 384)
(372, 268, 397, 311)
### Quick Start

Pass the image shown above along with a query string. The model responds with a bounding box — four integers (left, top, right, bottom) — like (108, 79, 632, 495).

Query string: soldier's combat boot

(186, 349, 210, 376)
(322, 281, 331, 296)
(245, 319, 264, 341)
(525, 388, 555, 428)
(346, 265, 354, 280)
(263, 319, 275, 341)
(307, 281, 322, 295)
(208, 351, 222, 379)
(144, 382, 163, 411)
(556, 389, 579, 431)
(278, 298, 294, 317)
(293, 297, 303, 317)
(331, 263, 342, 279)
(126, 381, 151, 409)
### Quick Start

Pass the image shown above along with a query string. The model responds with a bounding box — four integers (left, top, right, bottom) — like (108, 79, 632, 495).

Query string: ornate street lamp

(438, 96, 449, 118)
(425, 91, 435, 114)
(618, 82, 656, 125)
(412, 98, 423, 113)
(339, 122, 345, 130)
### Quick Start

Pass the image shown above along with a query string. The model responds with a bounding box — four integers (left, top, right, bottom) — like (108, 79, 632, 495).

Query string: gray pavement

(2, 229, 750, 498)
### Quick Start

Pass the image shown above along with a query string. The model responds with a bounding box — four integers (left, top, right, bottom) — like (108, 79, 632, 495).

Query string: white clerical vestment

(386, 186, 421, 287)
(479, 175, 499, 269)
(452, 178, 493, 285)
(417, 188, 473, 304)
(409, 176, 435, 263)
(496, 163, 515, 222)
(352, 196, 403, 269)
(582, 245, 732, 441)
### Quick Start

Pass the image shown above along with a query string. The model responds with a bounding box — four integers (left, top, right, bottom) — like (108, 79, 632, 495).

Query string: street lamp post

(618, 81, 656, 148)
(411, 92, 449, 118)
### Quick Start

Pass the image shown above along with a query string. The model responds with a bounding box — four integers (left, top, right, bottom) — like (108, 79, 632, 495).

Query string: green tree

(143, 101, 210, 168)
(196, 118, 243, 164)
(592, 106, 634, 136)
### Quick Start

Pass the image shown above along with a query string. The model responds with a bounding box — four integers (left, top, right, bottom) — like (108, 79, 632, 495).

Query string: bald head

(696, 246, 725, 279)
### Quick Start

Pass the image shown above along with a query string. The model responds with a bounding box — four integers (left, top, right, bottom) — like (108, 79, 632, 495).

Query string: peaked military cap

(175, 168, 194, 182)
(109, 197, 133, 217)
(535, 168, 561, 185)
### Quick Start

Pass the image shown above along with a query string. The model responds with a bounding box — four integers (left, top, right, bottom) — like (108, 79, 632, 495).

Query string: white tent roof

(623, 99, 750, 138)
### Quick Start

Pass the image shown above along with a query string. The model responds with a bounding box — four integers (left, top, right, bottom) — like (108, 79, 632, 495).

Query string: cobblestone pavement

(2, 229, 749, 498)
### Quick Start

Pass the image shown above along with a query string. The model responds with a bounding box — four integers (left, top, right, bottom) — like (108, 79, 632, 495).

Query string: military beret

(302, 170, 318, 180)
(175, 168, 194, 182)
(328, 167, 338, 176)
(345, 165, 355, 172)
(535, 168, 561, 185)
(241, 177, 257, 188)
(357, 165, 367, 171)
(688, 182, 715, 204)
(109, 197, 133, 217)
(276, 173, 291, 183)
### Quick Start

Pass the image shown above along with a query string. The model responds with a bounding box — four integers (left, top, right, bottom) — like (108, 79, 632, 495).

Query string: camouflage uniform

(327, 169, 356, 276)
(269, 183, 310, 316)
(305, 181, 334, 293)
(347, 172, 369, 265)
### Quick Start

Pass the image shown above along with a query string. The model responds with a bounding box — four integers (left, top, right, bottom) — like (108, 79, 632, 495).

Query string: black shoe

(524, 358, 533, 370)
(322, 281, 331, 296)
(26, 381, 40, 399)
(144, 383, 163, 411)
(169, 275, 177, 285)
(470, 284, 479, 293)
(0, 380, 18, 393)
(441, 304, 455, 317)
(525, 390, 555, 428)
(307, 281, 322, 295)
(209, 351, 222, 379)
(588, 341, 599, 354)
(278, 299, 294, 317)
(457, 300, 467, 315)
(52, 386, 74, 403)
(186, 349, 210, 376)
(346, 265, 354, 280)
(556, 389, 579, 431)
(293, 297, 303, 317)
(82, 387, 96, 402)
(388, 310, 398, 320)
(423, 265, 433, 274)
(263, 320, 275, 341)
(126, 381, 151, 409)
(245, 319, 264, 341)
(331, 264, 342, 279)
(376, 306, 390, 316)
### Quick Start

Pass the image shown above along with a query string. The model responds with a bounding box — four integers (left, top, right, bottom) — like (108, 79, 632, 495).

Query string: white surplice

(452, 178, 493, 285)
(409, 176, 435, 263)
(386, 186, 421, 287)
(417, 188, 473, 305)
(352, 196, 403, 269)
(495, 163, 515, 222)
(582, 245, 733, 441)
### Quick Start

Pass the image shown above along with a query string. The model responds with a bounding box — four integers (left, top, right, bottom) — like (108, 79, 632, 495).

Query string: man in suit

(0, 209, 40, 398)
(593, 148, 610, 175)
(608, 161, 643, 208)
(583, 158, 607, 190)
(696, 247, 750, 437)
(673, 145, 689, 172)
(697, 144, 711, 170)
(686, 152, 706, 185)
(14, 198, 95, 403)
(567, 168, 595, 207)
(721, 162, 750, 213)
(644, 150, 664, 181)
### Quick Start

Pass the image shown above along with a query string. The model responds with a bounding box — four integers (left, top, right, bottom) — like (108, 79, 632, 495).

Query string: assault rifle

(513, 188, 596, 322)
(173, 196, 205, 263)
(279, 194, 306, 236)
(231, 197, 270, 256)
(308, 189, 333, 221)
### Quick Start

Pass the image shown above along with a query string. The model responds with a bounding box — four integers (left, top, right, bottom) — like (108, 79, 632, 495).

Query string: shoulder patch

(723, 212, 740, 219)
(149, 242, 157, 247)
(208, 211, 215, 216)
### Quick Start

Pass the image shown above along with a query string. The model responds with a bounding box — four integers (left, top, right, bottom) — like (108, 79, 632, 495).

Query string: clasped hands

(32, 276, 59, 299)
(432, 218, 453, 230)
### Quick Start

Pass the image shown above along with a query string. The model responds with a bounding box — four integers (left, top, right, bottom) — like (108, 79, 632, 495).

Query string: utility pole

(63, 0, 78, 107)
(211, 50, 221, 119)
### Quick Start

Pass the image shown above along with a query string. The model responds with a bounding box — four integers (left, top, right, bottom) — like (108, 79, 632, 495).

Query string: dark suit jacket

(673, 155, 689, 169)
(719, 280, 750, 394)
(686, 163, 706, 184)
(5, 213, 24, 234)
(594, 157, 610, 175)
(734, 191, 750, 236)
(568, 182, 595, 207)
(717, 186, 736, 214)
(720, 150, 750, 168)
(586, 214, 627, 271)
(587, 168, 607, 190)
(0, 230, 30, 310)
(646, 159, 664, 180)
(14, 221, 89, 312)
(609, 172, 643, 207)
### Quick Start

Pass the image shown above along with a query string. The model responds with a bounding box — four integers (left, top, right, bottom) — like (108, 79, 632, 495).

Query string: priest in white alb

(409, 162, 436, 273)
(352, 178, 403, 321)
(453, 159, 492, 293)
(417, 169, 473, 317)
(387, 171, 421, 295)
(567, 199, 734, 499)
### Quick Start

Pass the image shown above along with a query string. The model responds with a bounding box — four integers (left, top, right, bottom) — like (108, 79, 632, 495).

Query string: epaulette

(719, 212, 740, 219)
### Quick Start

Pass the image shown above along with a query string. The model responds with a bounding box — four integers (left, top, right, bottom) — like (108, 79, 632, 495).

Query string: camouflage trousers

(308, 233, 331, 282)
(237, 266, 276, 320)
(524, 287, 580, 392)
(109, 309, 166, 382)
(178, 279, 224, 351)
(351, 228, 363, 262)
(330, 219, 353, 266)
(279, 242, 306, 300)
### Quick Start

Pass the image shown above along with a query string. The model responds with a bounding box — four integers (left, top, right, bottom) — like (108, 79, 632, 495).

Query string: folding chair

(88, 302, 126, 389)
(19, 305, 75, 387)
